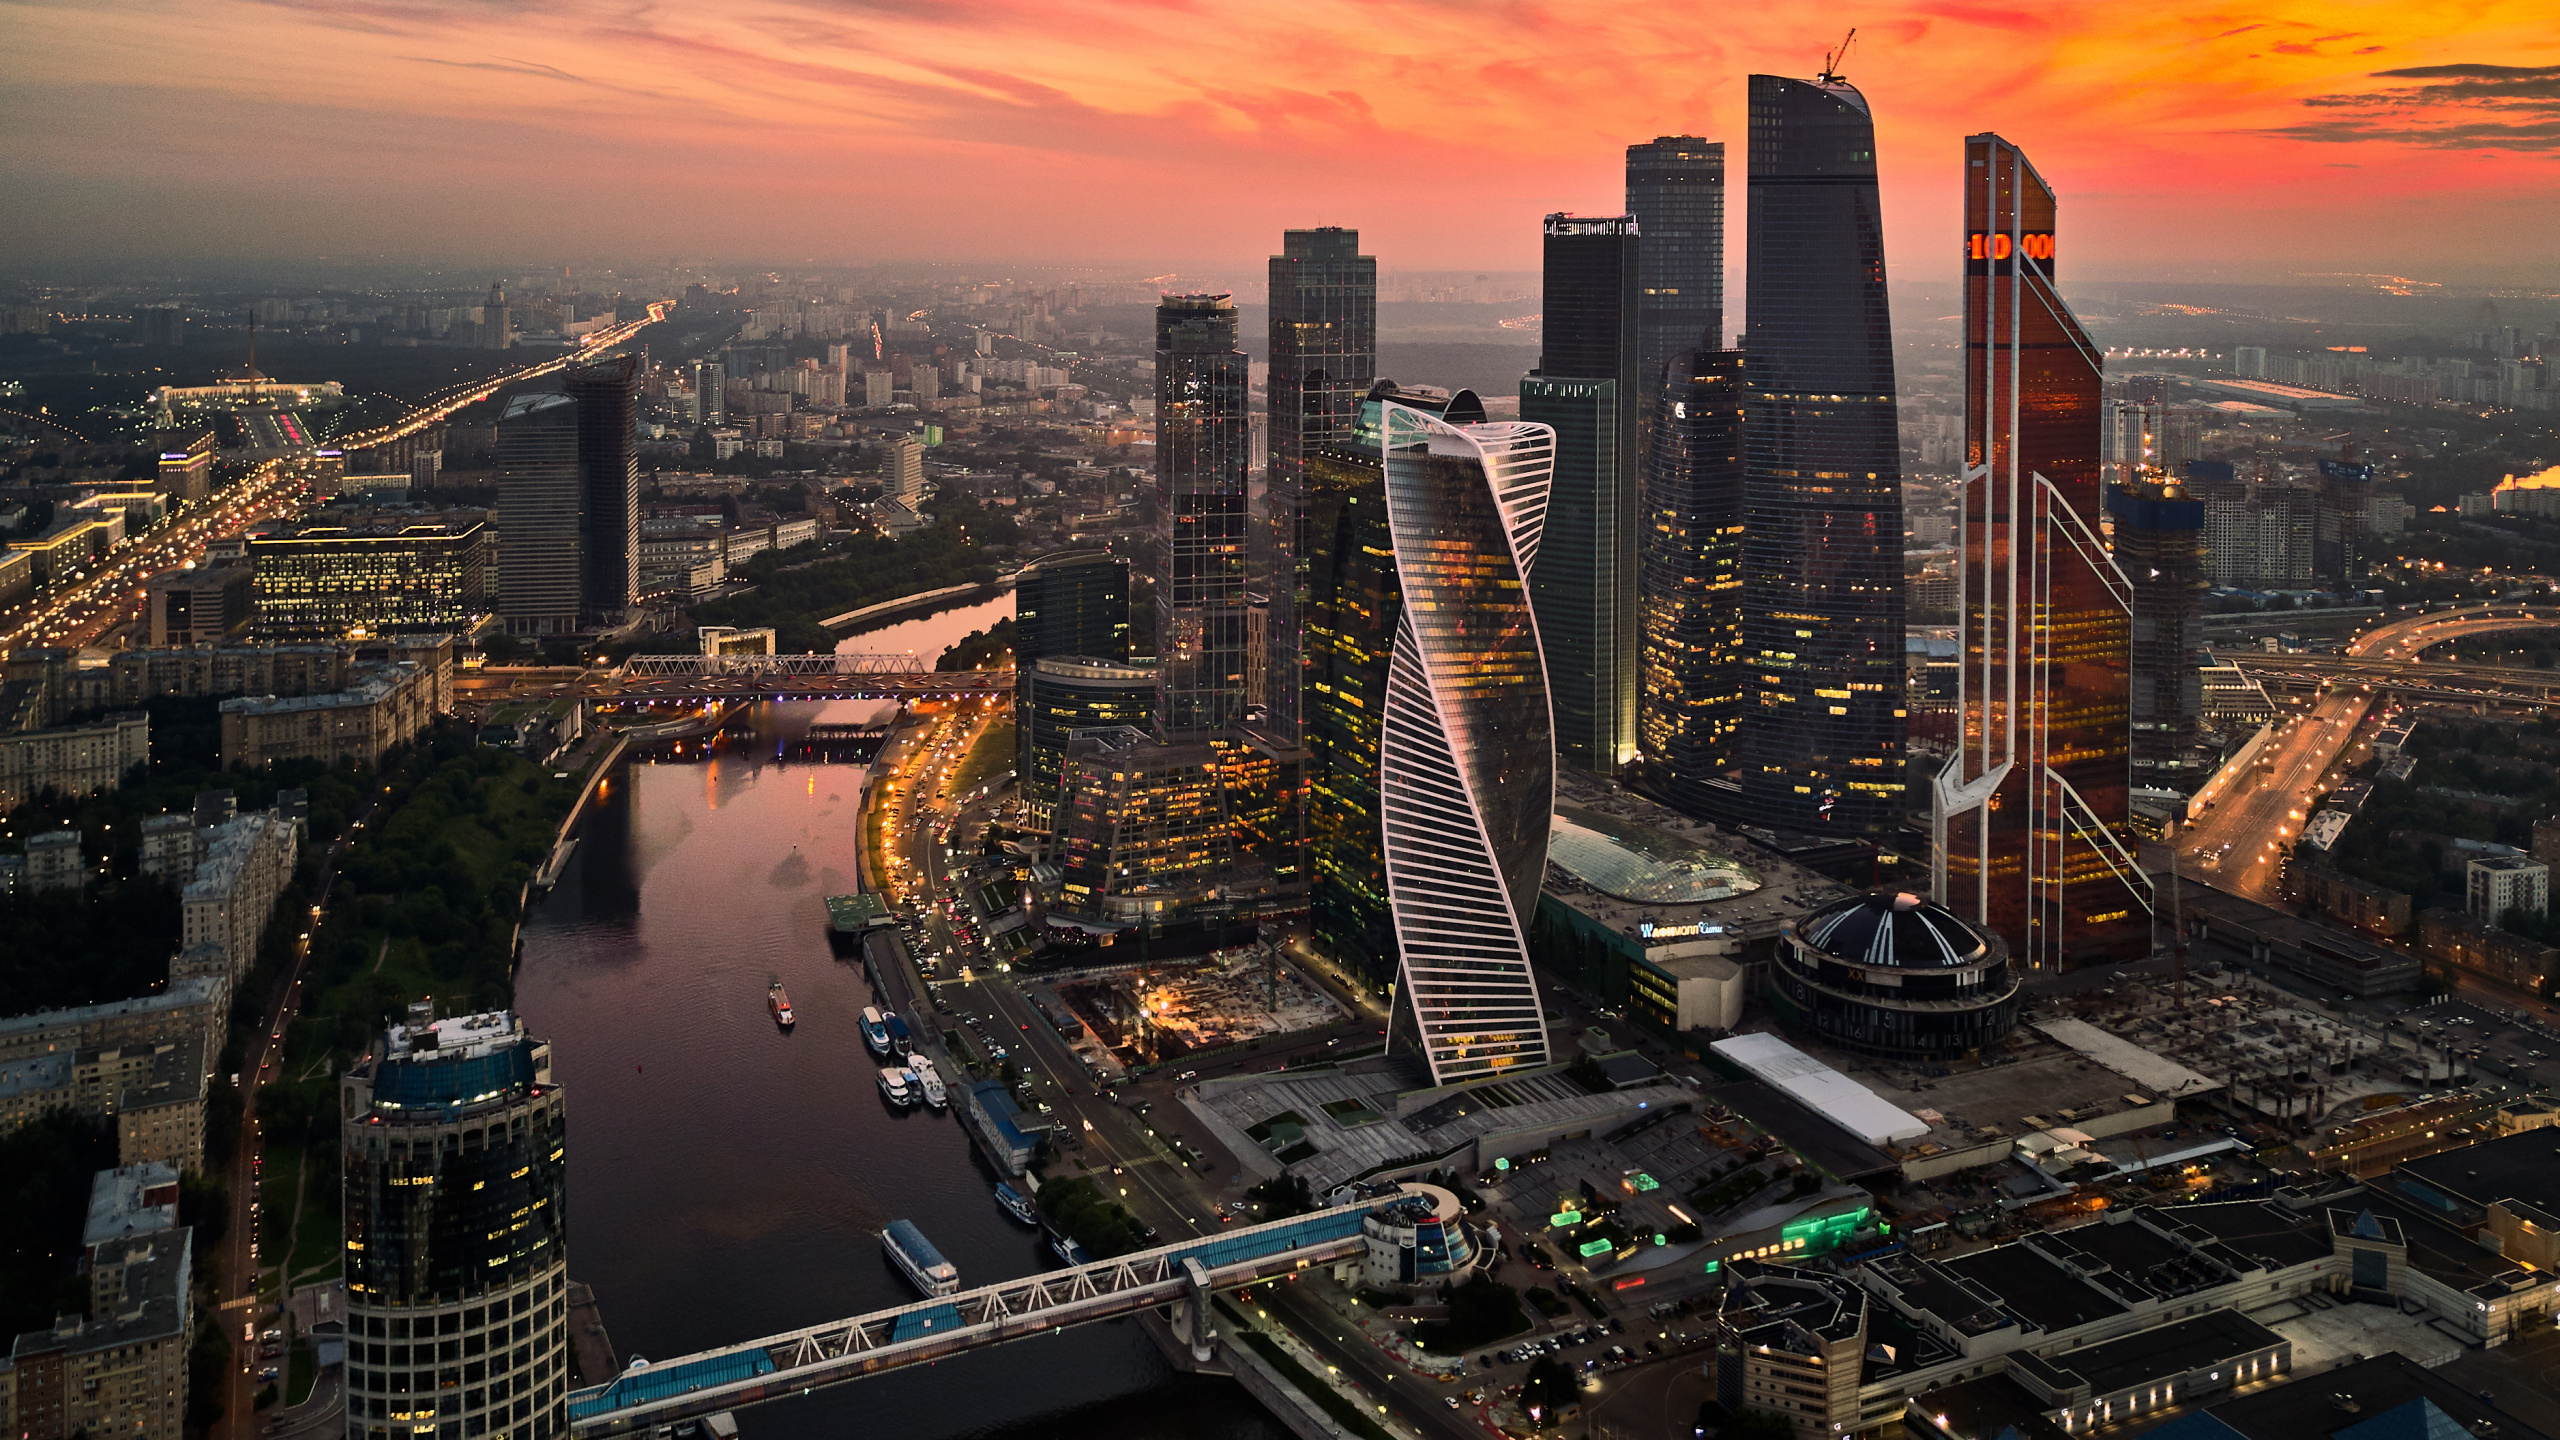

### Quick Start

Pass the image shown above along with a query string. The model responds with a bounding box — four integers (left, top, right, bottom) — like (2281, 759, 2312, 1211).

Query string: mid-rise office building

(341, 1004, 568, 1440)
(1626, 136, 1727, 405)
(1638, 349, 1749, 816)
(249, 518, 487, 641)
(1020, 657, 1159, 832)
(1522, 214, 1642, 775)
(1153, 294, 1253, 736)
(1266, 228, 1378, 744)
(568, 358, 639, 625)
(1053, 726, 1232, 921)
(146, 563, 252, 647)
(2110, 479, 2209, 785)
(883, 436, 926, 505)
(1933, 132, 2147, 971)
(1736, 70, 1906, 835)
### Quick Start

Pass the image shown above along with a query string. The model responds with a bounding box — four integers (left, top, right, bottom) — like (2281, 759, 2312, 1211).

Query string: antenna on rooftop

(1819, 28, 1858, 83)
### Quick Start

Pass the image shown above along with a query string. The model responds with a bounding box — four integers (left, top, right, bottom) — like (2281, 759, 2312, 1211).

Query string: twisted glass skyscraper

(1737, 72, 1906, 835)
(1933, 132, 2149, 971)
(1154, 294, 1252, 735)
(1377, 400, 1557, 1083)
(1268, 228, 1377, 745)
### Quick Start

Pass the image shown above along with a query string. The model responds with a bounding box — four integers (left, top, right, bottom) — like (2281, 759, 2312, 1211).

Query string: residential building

(179, 810, 296, 978)
(14, 514, 123, 584)
(24, 829, 85, 891)
(146, 564, 253, 647)
(2418, 907, 2559, 991)
(5, 644, 352, 726)
(1736, 71, 1906, 836)
(1625, 135, 1727, 421)
(1020, 657, 1158, 832)
(1266, 227, 1378, 745)
(884, 435, 925, 505)
(218, 663, 433, 770)
(341, 1004, 569, 1440)
(1933, 133, 2146, 972)
(2109, 479, 2208, 786)
(1521, 213, 1642, 774)
(1153, 294, 1253, 736)
(1638, 348, 1749, 815)
(2467, 854, 2549, 926)
(0, 548, 31, 607)
(249, 518, 488, 640)
(0, 1219, 190, 1440)
(0, 713, 149, 815)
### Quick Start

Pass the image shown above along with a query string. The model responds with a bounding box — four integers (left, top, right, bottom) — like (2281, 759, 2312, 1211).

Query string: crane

(1820, 28, 1858, 83)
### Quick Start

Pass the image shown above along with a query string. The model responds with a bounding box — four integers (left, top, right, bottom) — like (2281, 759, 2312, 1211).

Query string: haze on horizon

(2, 0, 2556, 288)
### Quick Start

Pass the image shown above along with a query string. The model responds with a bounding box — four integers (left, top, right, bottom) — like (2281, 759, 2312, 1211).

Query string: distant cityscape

(3, 34, 2560, 1440)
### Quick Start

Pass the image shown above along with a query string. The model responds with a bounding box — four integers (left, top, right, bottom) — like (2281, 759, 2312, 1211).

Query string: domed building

(1767, 891, 2018, 1060)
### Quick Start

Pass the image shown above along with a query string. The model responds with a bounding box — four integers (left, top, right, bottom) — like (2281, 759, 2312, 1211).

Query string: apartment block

(218, 662, 432, 770)
(179, 811, 297, 978)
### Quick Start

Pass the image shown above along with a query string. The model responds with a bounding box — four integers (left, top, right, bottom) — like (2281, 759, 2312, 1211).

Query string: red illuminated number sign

(1966, 232, 2055, 262)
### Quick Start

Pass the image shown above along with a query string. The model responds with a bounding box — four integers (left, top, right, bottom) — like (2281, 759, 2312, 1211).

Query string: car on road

(1176, 1070, 1199, 1082)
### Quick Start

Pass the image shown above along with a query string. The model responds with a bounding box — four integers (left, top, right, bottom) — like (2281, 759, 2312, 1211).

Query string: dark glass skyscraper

(341, 1003, 568, 1440)
(2109, 480, 2208, 789)
(1639, 349, 1748, 816)
(1736, 72, 1906, 835)
(1268, 228, 1377, 744)
(1521, 214, 1641, 775)
(1626, 137, 1727, 394)
(565, 356, 639, 628)
(1933, 132, 2147, 972)
(1153, 294, 1252, 735)
(1015, 550, 1129, 665)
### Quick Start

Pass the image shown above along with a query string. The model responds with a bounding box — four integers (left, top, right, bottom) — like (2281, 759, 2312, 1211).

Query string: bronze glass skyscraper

(1932, 133, 2149, 972)
(1639, 349, 1748, 815)
(1521, 215, 1641, 775)
(1736, 72, 1906, 834)
(1154, 294, 1252, 736)
(1268, 228, 1377, 744)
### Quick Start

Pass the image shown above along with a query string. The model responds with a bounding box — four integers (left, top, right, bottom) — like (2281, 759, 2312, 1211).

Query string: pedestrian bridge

(563, 1202, 1378, 1438)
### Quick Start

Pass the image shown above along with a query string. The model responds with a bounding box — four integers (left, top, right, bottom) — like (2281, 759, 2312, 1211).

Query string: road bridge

(590, 654, 1013, 703)
(562, 1200, 1384, 1438)
(2228, 652, 2560, 704)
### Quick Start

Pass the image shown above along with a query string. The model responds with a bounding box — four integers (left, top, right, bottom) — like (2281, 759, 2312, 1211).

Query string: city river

(516, 593, 1285, 1440)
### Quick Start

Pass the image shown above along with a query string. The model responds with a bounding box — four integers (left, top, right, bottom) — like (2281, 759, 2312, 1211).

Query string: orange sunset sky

(2, 0, 2554, 283)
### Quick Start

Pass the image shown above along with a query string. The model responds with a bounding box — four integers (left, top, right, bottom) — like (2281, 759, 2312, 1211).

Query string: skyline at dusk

(5, 0, 2556, 285)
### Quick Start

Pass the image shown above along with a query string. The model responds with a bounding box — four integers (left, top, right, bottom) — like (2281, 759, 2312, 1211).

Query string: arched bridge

(599, 653, 1013, 701)
(563, 1201, 1382, 1438)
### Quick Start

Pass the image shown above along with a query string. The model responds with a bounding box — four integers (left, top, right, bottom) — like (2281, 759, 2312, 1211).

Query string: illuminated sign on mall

(1638, 920, 1725, 940)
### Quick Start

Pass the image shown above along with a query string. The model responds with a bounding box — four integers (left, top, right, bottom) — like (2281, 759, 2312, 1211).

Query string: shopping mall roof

(1710, 1031, 1929, 1147)
(1549, 802, 1761, 904)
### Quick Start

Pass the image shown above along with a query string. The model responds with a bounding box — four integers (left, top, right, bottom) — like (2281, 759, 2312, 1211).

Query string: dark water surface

(514, 698, 1284, 1440)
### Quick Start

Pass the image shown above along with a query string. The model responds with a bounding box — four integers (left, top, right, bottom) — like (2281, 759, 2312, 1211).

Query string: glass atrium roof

(1548, 805, 1762, 904)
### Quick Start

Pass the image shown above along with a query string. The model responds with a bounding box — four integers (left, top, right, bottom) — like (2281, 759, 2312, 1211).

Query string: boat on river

(907, 1055, 949, 1109)
(885, 1011, 913, 1057)
(861, 1007, 892, 1056)
(768, 981, 795, 1029)
(995, 1183, 1038, 1226)
(878, 1066, 916, 1107)
(882, 1218, 959, 1296)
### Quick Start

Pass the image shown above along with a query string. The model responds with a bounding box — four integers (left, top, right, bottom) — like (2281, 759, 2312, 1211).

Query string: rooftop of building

(1938, 1240, 2132, 1333)
(1030, 655, 1157, 682)
(1542, 770, 1857, 947)
(384, 1007, 524, 1063)
(1719, 1258, 1866, 1352)
(252, 515, 486, 542)
(84, 1163, 181, 1247)
(217, 661, 417, 717)
(2393, 1123, 2560, 1213)
(2144, 1352, 2554, 1440)
(9, 1226, 191, 1359)
(2030, 1306, 2285, 1395)
(1906, 1374, 2075, 1440)
(1794, 890, 1999, 970)
(182, 810, 287, 902)
(2339, 1183, 2557, 1303)
(0, 975, 221, 1034)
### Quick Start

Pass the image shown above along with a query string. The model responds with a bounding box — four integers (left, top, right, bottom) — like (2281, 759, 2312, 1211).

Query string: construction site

(1037, 943, 1350, 1064)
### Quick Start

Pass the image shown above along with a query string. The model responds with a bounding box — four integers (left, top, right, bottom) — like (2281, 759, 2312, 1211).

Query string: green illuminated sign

(1780, 1205, 1873, 1256)
(1551, 1211, 1583, 1227)
(1577, 1238, 1616, 1258)
(1632, 1173, 1659, 1192)
(1495, 1157, 1511, 1171)
(1704, 1260, 1720, 1274)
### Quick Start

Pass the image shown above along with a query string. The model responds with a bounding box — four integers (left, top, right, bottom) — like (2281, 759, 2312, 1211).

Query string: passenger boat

(882, 1219, 959, 1296)
(768, 981, 795, 1029)
(1049, 1233, 1090, 1267)
(885, 1011, 913, 1057)
(907, 1055, 949, 1109)
(995, 1183, 1038, 1226)
(878, 1066, 916, 1107)
(860, 1007, 892, 1056)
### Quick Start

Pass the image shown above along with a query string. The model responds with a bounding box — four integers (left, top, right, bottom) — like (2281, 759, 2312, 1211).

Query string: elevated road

(333, 302, 670, 456)
(562, 1200, 1386, 1438)
(2230, 651, 2560, 704)
(2179, 604, 2560, 903)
